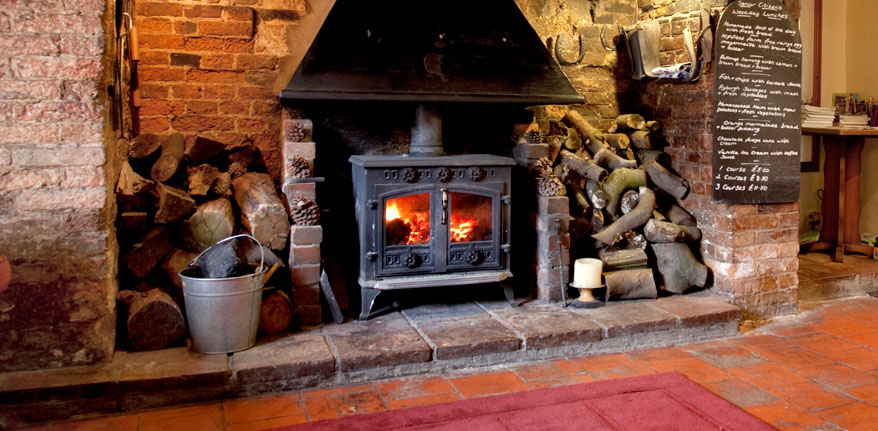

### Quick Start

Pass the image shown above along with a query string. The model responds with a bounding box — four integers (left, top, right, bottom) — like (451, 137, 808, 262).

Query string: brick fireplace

(0, 0, 803, 373)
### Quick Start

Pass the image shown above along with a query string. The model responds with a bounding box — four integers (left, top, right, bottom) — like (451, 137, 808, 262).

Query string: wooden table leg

(836, 138, 846, 262)
(819, 137, 843, 260)
(843, 137, 872, 256)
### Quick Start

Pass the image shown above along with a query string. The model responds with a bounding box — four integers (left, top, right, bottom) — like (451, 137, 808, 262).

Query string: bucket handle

(188, 234, 265, 273)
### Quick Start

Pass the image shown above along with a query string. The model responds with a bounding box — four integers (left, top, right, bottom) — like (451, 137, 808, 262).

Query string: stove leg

(501, 279, 517, 308)
(359, 288, 381, 321)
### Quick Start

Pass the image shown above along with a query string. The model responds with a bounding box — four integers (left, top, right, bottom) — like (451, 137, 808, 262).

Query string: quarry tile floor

(4, 251, 878, 430)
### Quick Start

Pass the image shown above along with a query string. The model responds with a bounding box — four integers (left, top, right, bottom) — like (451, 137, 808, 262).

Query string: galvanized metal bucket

(180, 234, 267, 354)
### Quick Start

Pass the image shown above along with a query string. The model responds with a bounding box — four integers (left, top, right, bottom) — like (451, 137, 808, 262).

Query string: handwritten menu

(712, 0, 802, 204)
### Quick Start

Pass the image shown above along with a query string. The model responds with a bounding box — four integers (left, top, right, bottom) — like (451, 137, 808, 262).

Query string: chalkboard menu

(712, 0, 802, 204)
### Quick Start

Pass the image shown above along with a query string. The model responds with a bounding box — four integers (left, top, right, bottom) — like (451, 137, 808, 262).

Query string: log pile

(530, 111, 707, 298)
(115, 133, 298, 349)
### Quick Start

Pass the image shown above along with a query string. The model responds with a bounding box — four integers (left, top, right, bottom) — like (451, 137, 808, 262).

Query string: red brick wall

(133, 0, 305, 179)
(0, 0, 116, 371)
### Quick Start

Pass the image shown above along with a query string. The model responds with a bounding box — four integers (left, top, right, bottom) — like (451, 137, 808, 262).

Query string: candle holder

(567, 283, 605, 309)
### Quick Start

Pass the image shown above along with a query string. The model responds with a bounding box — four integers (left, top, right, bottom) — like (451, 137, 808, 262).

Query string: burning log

(629, 130, 652, 149)
(585, 179, 607, 209)
(562, 110, 606, 150)
(620, 190, 640, 214)
(559, 149, 607, 182)
(605, 133, 631, 151)
(605, 269, 657, 300)
(652, 242, 708, 294)
(117, 288, 185, 351)
(259, 291, 292, 334)
(644, 219, 701, 243)
(666, 203, 697, 226)
(592, 187, 655, 245)
(150, 133, 185, 183)
(154, 183, 195, 224)
(593, 147, 637, 171)
(183, 197, 235, 252)
(187, 164, 220, 197)
(644, 162, 689, 200)
(185, 135, 226, 164)
(602, 167, 646, 216)
(232, 173, 290, 250)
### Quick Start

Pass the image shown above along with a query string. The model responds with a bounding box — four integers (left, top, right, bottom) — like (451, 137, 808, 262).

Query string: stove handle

(440, 188, 448, 225)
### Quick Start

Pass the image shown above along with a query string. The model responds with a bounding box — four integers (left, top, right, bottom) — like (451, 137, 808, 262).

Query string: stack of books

(802, 105, 836, 128)
(839, 114, 870, 128)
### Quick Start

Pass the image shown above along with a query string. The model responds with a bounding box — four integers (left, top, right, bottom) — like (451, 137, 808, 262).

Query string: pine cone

(287, 156, 312, 179)
(228, 161, 247, 180)
(537, 175, 565, 197)
(284, 122, 307, 142)
(290, 196, 320, 226)
(211, 172, 231, 196)
(532, 157, 553, 178)
(526, 130, 544, 144)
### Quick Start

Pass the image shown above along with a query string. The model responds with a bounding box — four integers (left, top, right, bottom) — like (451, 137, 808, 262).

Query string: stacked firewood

(531, 111, 707, 299)
(114, 133, 297, 350)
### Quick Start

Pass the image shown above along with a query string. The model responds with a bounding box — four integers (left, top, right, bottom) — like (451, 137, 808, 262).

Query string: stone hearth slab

(405, 309, 521, 360)
(230, 330, 334, 387)
(647, 292, 742, 328)
(568, 300, 678, 338)
(487, 302, 602, 349)
(322, 312, 432, 372)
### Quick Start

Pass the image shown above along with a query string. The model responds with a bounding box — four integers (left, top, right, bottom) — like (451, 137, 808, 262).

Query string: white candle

(573, 258, 602, 288)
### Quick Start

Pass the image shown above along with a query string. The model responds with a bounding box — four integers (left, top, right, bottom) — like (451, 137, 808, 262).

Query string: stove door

(445, 184, 505, 271)
(377, 186, 438, 276)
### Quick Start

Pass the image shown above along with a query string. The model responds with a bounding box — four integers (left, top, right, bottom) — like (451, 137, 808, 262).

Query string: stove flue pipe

(409, 104, 444, 157)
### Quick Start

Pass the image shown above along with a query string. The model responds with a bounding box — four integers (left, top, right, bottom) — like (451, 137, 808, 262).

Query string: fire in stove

(385, 194, 431, 246)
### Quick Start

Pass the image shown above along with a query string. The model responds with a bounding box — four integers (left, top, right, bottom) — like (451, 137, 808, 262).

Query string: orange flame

(386, 201, 430, 245)
(450, 219, 476, 242)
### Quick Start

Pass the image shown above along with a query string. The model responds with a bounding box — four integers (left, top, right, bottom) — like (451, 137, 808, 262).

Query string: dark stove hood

(281, 0, 584, 105)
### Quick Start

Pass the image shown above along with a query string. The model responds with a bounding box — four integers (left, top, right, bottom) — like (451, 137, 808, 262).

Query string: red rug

(276, 372, 774, 430)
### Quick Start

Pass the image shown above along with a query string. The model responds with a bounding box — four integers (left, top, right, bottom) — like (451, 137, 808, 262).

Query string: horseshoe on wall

(554, 33, 586, 66)
(600, 25, 618, 51)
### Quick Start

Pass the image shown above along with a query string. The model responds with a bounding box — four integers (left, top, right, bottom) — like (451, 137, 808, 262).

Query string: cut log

(599, 248, 648, 270)
(187, 164, 220, 197)
(562, 110, 606, 151)
(644, 219, 701, 243)
(613, 114, 646, 131)
(602, 167, 646, 216)
(637, 149, 671, 167)
(227, 145, 260, 171)
(593, 147, 637, 171)
(652, 210, 668, 222)
(563, 128, 582, 152)
(150, 133, 185, 183)
(183, 197, 235, 252)
(185, 134, 226, 164)
(590, 208, 605, 233)
(118, 211, 147, 241)
(232, 173, 291, 250)
(116, 161, 154, 200)
(565, 172, 591, 215)
(162, 248, 197, 290)
(154, 183, 195, 224)
(117, 288, 185, 351)
(559, 149, 607, 182)
(644, 162, 689, 200)
(629, 130, 652, 149)
(666, 203, 697, 226)
(605, 269, 657, 300)
(592, 187, 655, 245)
(620, 190, 640, 214)
(128, 133, 163, 159)
(625, 232, 648, 250)
(585, 179, 607, 209)
(651, 242, 708, 294)
(259, 291, 292, 334)
(645, 120, 662, 132)
(121, 225, 178, 278)
(546, 135, 562, 163)
(605, 133, 630, 151)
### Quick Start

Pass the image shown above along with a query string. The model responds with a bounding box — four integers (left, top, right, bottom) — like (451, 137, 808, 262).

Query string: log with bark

(644, 161, 689, 200)
(565, 172, 591, 215)
(644, 219, 702, 243)
(150, 133, 185, 183)
(117, 288, 185, 351)
(585, 179, 607, 209)
(637, 149, 672, 167)
(651, 242, 708, 294)
(666, 203, 697, 226)
(645, 120, 662, 132)
(546, 135, 563, 163)
(259, 291, 292, 334)
(154, 183, 195, 224)
(183, 197, 235, 252)
(128, 133, 162, 159)
(562, 110, 606, 151)
(611, 114, 646, 131)
(629, 130, 652, 149)
(604, 269, 657, 300)
(593, 148, 637, 171)
(602, 167, 646, 216)
(559, 149, 607, 182)
(185, 134, 226, 164)
(232, 173, 291, 250)
(116, 161, 154, 200)
(162, 248, 197, 290)
(592, 187, 655, 245)
(590, 208, 605, 233)
(605, 133, 630, 151)
(563, 128, 583, 152)
(599, 248, 648, 270)
(620, 190, 640, 214)
(121, 225, 178, 278)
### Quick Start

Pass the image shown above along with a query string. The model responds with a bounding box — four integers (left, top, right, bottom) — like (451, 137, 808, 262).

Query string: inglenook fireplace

(351, 155, 515, 320)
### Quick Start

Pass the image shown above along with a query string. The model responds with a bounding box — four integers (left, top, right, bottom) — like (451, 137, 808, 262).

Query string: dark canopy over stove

(281, 0, 583, 105)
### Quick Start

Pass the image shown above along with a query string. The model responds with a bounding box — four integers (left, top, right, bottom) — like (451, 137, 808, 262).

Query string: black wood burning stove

(351, 154, 514, 320)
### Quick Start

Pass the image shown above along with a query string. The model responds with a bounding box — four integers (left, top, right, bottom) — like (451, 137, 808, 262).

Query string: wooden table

(802, 126, 878, 262)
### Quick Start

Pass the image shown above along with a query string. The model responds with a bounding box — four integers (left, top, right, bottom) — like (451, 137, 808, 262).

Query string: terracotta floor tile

(840, 331, 878, 348)
(787, 331, 861, 356)
(48, 415, 137, 431)
(727, 333, 792, 352)
(764, 381, 856, 413)
(821, 346, 878, 372)
(225, 414, 309, 431)
(139, 410, 224, 431)
(752, 346, 835, 370)
(569, 353, 657, 381)
(302, 390, 388, 421)
(385, 393, 462, 410)
(299, 383, 374, 400)
(136, 403, 222, 422)
(727, 361, 810, 389)
(522, 373, 596, 390)
(375, 377, 455, 401)
(743, 402, 825, 431)
(683, 343, 767, 369)
(796, 363, 877, 390)
(642, 357, 730, 384)
(766, 321, 823, 338)
(815, 401, 878, 430)
(223, 392, 304, 424)
(808, 316, 878, 337)
(703, 379, 780, 408)
(12, 426, 47, 431)
(448, 371, 530, 398)
(845, 382, 878, 405)
(625, 346, 694, 362)
(506, 358, 581, 381)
